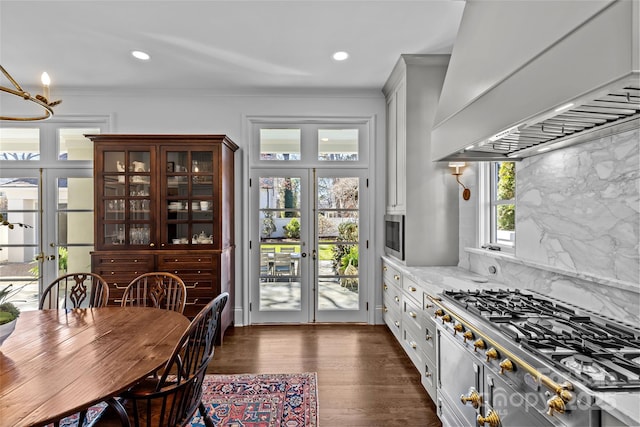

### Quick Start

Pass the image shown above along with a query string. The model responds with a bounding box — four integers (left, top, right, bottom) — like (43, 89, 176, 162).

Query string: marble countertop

(381, 256, 640, 426)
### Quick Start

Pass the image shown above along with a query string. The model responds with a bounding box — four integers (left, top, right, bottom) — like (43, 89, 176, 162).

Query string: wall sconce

(448, 162, 471, 201)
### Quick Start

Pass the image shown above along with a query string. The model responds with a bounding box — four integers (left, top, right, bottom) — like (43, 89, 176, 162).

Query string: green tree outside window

(497, 162, 515, 231)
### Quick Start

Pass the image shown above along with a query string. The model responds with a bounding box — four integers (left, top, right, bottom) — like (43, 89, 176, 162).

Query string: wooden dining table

(0, 307, 190, 427)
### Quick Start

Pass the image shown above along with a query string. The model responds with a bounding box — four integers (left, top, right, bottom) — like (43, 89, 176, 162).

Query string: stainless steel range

(429, 288, 640, 427)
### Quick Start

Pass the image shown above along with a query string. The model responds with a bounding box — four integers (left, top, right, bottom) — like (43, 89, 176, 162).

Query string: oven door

(484, 371, 554, 427)
(437, 326, 483, 426)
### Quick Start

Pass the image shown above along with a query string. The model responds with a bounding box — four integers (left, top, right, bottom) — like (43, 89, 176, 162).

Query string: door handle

(301, 252, 307, 258)
(311, 249, 316, 260)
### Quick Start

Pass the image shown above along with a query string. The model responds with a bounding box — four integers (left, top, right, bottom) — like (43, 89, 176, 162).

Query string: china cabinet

(88, 134, 237, 343)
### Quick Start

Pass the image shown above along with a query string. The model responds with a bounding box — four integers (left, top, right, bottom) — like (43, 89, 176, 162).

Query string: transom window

(254, 121, 367, 166)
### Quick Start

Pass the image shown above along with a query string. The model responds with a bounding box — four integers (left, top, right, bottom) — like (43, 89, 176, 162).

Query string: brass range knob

(441, 314, 452, 323)
(435, 309, 444, 318)
(463, 331, 474, 342)
(453, 323, 464, 335)
(473, 339, 486, 352)
(499, 359, 514, 374)
(546, 395, 566, 417)
(477, 408, 501, 427)
(485, 347, 499, 362)
(460, 387, 482, 409)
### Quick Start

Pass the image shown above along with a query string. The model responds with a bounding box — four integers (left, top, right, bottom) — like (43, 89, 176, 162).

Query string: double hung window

(481, 161, 516, 251)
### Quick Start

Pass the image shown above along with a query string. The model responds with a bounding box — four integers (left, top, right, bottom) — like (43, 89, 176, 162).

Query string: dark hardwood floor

(210, 324, 441, 427)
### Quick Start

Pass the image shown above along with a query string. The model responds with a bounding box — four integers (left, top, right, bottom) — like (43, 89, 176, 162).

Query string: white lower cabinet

(382, 259, 438, 402)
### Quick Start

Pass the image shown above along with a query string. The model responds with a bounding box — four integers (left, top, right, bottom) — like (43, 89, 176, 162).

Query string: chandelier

(0, 65, 62, 121)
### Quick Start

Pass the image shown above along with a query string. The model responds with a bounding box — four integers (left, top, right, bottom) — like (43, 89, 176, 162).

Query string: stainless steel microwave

(384, 214, 404, 260)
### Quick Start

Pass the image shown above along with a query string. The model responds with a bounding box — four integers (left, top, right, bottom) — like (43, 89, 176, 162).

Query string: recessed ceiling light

(131, 50, 150, 61)
(332, 51, 349, 61)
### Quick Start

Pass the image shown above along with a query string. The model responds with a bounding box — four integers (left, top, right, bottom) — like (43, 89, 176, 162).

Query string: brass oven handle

(477, 407, 501, 427)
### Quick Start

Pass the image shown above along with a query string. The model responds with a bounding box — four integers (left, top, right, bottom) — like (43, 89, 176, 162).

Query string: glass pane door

(315, 169, 367, 322)
(251, 171, 309, 323)
(0, 170, 40, 312)
(250, 168, 367, 323)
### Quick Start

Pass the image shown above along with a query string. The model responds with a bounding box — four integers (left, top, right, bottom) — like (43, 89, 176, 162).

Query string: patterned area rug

(66, 372, 318, 427)
(189, 372, 318, 427)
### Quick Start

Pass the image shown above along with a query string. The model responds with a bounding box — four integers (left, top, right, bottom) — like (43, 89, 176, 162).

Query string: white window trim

(478, 161, 515, 254)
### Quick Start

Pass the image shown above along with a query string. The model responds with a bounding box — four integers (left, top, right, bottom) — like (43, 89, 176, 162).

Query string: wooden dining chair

(39, 272, 109, 309)
(121, 272, 187, 314)
(117, 292, 228, 427)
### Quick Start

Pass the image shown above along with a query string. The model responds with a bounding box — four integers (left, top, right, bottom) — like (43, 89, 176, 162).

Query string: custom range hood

(432, 0, 639, 161)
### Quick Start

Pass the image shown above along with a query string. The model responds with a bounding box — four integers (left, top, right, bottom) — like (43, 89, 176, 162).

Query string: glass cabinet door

(100, 148, 153, 248)
(163, 148, 216, 247)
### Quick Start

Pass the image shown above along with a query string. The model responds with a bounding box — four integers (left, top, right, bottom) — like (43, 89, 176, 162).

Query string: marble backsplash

(517, 127, 639, 284)
(458, 125, 640, 324)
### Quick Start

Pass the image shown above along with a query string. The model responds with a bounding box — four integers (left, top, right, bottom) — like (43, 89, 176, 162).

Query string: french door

(249, 167, 368, 323)
(0, 121, 104, 311)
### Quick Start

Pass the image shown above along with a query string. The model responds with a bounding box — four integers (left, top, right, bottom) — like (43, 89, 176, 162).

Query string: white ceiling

(0, 0, 465, 95)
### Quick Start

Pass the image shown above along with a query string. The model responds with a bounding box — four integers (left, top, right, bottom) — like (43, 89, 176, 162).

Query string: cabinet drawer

(383, 307, 402, 341)
(402, 294, 424, 334)
(402, 325, 424, 373)
(421, 352, 437, 402)
(156, 253, 215, 266)
(382, 261, 402, 288)
(383, 281, 402, 311)
(403, 276, 421, 306)
(422, 315, 437, 362)
(93, 254, 154, 267)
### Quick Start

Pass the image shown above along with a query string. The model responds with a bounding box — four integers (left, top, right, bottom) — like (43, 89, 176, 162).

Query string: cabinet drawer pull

(184, 298, 199, 305)
(383, 305, 388, 312)
(185, 283, 197, 289)
(134, 259, 138, 263)
(425, 303, 433, 309)
(175, 259, 179, 262)
(383, 284, 388, 291)
(174, 270, 179, 274)
(410, 341, 417, 349)
(408, 286, 417, 292)
(383, 266, 388, 272)
(409, 311, 417, 318)
(425, 372, 432, 378)
(394, 321, 400, 328)
(394, 296, 400, 303)
(393, 274, 400, 281)
(425, 334, 432, 341)
(198, 258, 202, 262)
(113, 283, 127, 289)
(110, 259, 115, 263)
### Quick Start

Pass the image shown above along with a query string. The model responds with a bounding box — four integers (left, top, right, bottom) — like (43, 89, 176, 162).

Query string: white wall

(52, 89, 387, 325)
